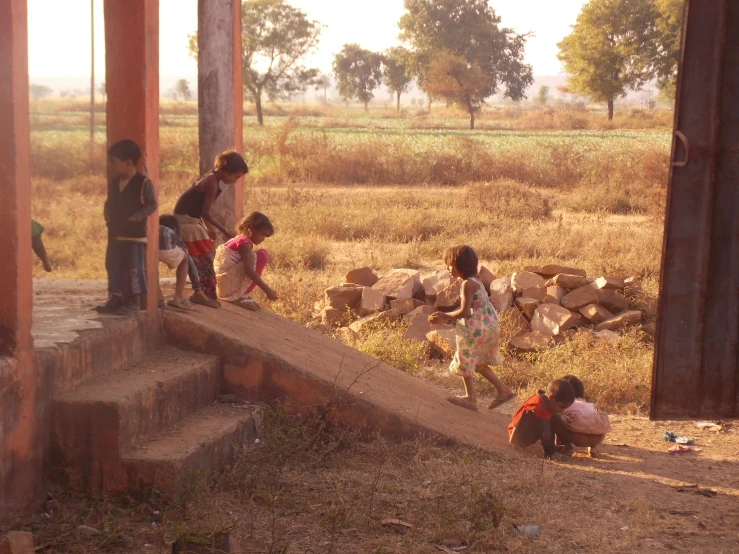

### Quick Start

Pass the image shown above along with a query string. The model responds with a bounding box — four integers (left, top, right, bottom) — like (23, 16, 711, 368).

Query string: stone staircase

(49, 345, 259, 498)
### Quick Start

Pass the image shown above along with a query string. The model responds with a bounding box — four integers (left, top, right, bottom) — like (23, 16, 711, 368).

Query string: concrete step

(50, 346, 221, 491)
(119, 403, 259, 498)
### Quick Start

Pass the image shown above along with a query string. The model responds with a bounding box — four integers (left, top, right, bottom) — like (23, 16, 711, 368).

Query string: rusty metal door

(652, 0, 739, 419)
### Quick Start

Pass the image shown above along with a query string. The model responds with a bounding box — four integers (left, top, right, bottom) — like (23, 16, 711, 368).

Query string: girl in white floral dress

(429, 245, 515, 411)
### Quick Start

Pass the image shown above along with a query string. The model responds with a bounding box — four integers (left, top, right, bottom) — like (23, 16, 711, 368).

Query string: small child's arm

(32, 234, 52, 272)
(429, 279, 476, 323)
(239, 242, 278, 301)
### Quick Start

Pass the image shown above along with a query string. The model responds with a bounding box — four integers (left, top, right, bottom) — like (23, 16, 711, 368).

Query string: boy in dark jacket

(508, 379, 575, 460)
(96, 139, 157, 315)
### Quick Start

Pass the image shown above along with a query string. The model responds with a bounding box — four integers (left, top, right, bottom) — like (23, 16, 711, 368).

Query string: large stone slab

(530, 304, 573, 336)
(436, 280, 462, 311)
(489, 277, 514, 313)
(534, 264, 587, 278)
(579, 304, 614, 325)
(515, 297, 540, 320)
(544, 286, 567, 305)
(325, 284, 363, 311)
(345, 267, 379, 287)
(561, 286, 599, 311)
(427, 328, 457, 358)
(360, 286, 386, 316)
(373, 270, 421, 300)
(422, 271, 452, 297)
(596, 310, 642, 331)
(597, 289, 630, 314)
(547, 274, 590, 290)
(511, 271, 546, 295)
(390, 297, 424, 315)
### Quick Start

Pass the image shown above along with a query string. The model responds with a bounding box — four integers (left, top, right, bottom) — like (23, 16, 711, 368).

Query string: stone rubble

(312, 264, 652, 358)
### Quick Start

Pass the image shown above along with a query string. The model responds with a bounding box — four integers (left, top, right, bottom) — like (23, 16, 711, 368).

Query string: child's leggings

(245, 249, 269, 294)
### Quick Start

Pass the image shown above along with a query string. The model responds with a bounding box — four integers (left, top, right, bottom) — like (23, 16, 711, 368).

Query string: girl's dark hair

(443, 245, 479, 279)
(214, 150, 248, 175)
(107, 139, 141, 164)
(237, 211, 274, 237)
(561, 375, 585, 399)
(159, 214, 180, 234)
(546, 379, 576, 406)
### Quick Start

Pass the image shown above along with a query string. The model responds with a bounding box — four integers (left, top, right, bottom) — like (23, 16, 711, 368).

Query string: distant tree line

(185, 0, 685, 126)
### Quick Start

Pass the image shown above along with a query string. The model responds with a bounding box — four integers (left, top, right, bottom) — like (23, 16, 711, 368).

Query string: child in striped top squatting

(214, 211, 278, 311)
(96, 139, 157, 316)
(429, 245, 515, 411)
(158, 215, 211, 311)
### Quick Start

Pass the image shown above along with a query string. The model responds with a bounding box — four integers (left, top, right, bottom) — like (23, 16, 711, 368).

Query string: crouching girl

(214, 211, 278, 310)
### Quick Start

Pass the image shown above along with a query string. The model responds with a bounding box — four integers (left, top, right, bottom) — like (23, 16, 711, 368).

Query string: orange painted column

(198, 0, 244, 233)
(104, 0, 160, 314)
(0, 0, 39, 516)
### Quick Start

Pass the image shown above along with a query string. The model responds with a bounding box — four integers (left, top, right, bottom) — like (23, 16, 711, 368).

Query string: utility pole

(90, 0, 95, 165)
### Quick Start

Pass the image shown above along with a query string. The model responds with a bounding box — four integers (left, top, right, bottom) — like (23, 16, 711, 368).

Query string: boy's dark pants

(106, 239, 148, 297)
(510, 411, 556, 457)
(550, 414, 605, 448)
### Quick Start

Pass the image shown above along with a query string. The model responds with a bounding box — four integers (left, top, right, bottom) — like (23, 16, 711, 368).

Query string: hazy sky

(28, 0, 587, 78)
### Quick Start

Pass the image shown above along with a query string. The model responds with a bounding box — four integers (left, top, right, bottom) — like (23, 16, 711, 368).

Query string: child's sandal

(447, 396, 479, 411)
(190, 294, 220, 309)
(232, 297, 261, 312)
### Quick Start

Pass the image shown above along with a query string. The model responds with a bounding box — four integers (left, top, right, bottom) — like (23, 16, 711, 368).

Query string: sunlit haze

(28, 0, 587, 79)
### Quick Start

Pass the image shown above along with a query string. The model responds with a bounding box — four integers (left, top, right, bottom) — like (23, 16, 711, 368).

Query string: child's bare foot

(447, 396, 478, 411)
(548, 452, 569, 461)
(588, 446, 601, 458)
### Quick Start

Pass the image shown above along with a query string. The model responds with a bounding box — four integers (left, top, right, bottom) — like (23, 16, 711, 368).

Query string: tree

(29, 84, 53, 100)
(382, 46, 413, 112)
(175, 79, 192, 101)
(189, 0, 323, 126)
(98, 81, 106, 100)
(424, 53, 492, 129)
(399, 0, 533, 125)
(332, 44, 383, 111)
(537, 85, 550, 106)
(557, 0, 659, 120)
(653, 0, 684, 101)
(315, 74, 331, 104)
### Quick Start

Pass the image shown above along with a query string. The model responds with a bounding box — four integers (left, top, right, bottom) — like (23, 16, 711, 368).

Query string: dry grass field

(31, 99, 667, 414)
(17, 101, 739, 554)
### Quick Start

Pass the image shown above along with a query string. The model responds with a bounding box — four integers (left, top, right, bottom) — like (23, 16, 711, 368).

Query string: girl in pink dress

(214, 212, 278, 310)
(429, 245, 514, 411)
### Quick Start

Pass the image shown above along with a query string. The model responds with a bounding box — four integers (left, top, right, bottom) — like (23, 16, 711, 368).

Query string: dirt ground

(7, 280, 737, 553)
(6, 395, 737, 553)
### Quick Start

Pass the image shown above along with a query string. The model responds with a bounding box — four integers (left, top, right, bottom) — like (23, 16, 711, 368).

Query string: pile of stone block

(313, 263, 651, 359)
(313, 265, 494, 357)
(491, 264, 649, 353)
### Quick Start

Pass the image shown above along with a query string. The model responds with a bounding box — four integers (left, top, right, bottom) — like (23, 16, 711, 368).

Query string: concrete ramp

(163, 305, 511, 454)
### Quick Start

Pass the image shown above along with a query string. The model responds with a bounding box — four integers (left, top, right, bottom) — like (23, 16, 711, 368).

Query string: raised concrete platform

(163, 303, 511, 453)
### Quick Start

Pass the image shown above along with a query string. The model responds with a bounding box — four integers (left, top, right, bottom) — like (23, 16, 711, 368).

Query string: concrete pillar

(198, 0, 244, 235)
(0, 0, 39, 516)
(104, 0, 160, 313)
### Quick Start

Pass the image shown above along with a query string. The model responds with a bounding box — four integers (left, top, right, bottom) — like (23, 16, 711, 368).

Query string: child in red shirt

(508, 379, 575, 460)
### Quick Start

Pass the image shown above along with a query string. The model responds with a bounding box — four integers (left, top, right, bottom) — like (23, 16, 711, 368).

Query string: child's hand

(127, 215, 138, 222)
(265, 287, 278, 301)
(428, 311, 448, 324)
